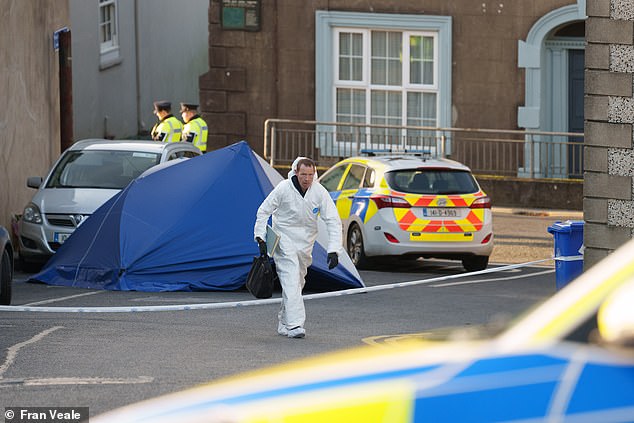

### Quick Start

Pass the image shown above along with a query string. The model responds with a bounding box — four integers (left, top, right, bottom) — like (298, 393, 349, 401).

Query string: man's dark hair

(296, 158, 315, 171)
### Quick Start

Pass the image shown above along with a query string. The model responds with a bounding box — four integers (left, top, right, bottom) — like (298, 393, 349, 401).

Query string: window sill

(99, 48, 122, 70)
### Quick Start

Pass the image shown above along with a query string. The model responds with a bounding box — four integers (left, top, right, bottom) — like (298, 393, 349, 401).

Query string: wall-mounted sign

(53, 27, 70, 50)
(222, 0, 260, 31)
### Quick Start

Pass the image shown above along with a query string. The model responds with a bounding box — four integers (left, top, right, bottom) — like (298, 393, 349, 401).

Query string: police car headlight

(23, 203, 43, 224)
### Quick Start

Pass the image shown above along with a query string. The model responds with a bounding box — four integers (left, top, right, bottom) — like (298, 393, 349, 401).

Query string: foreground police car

(18, 139, 201, 268)
(319, 153, 493, 271)
(95, 239, 634, 423)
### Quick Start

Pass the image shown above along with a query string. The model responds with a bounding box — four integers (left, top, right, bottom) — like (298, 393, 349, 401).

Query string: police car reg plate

(422, 208, 458, 218)
(54, 232, 71, 244)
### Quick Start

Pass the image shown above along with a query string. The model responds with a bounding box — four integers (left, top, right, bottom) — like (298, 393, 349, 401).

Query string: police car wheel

(462, 255, 489, 272)
(347, 224, 369, 269)
(0, 249, 12, 305)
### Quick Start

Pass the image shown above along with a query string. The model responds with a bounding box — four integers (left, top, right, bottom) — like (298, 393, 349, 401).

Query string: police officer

(151, 101, 183, 142)
(180, 103, 208, 153)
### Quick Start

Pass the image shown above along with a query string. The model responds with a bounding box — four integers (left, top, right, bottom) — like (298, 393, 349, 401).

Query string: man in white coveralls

(254, 157, 342, 339)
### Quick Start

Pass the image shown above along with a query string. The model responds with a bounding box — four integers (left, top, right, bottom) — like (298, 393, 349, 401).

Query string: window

(341, 164, 366, 190)
(99, 0, 120, 68)
(363, 167, 375, 188)
(335, 29, 438, 142)
(320, 164, 348, 191)
(169, 151, 200, 160)
(47, 150, 161, 189)
(384, 170, 479, 195)
(316, 12, 452, 150)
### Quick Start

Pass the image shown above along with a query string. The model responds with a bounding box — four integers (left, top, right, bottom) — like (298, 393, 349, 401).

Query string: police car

(94, 237, 634, 423)
(318, 152, 493, 271)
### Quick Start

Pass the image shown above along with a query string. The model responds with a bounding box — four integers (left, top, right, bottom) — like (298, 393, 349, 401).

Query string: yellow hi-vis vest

(183, 116, 208, 152)
(152, 115, 183, 143)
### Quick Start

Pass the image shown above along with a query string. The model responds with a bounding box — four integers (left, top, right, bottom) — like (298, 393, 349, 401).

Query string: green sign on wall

(222, 0, 260, 31)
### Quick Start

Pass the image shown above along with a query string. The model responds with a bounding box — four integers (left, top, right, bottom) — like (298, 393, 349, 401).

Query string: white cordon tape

(553, 255, 584, 262)
(0, 258, 553, 313)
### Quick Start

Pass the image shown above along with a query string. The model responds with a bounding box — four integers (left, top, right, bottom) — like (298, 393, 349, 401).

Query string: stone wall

(584, 0, 634, 267)
(478, 177, 582, 211)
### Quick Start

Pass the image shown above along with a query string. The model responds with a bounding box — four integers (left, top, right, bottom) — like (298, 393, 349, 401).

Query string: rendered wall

(70, 0, 209, 141)
(0, 0, 69, 229)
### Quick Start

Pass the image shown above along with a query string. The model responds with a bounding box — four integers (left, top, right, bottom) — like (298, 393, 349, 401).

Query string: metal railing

(263, 119, 584, 180)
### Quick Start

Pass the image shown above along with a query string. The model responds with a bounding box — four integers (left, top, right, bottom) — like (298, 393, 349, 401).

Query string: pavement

(492, 207, 583, 218)
(490, 207, 583, 266)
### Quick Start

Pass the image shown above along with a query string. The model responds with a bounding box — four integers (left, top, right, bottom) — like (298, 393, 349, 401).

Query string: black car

(0, 225, 13, 304)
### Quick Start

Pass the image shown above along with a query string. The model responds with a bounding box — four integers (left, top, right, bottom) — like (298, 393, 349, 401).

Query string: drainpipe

(59, 29, 74, 151)
(274, 0, 279, 120)
(134, 0, 144, 136)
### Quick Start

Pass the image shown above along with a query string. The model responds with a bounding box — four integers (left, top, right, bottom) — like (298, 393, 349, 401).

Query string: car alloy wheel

(347, 223, 368, 268)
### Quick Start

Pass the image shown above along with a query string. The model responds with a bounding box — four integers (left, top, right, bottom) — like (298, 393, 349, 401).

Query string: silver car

(18, 139, 201, 268)
(0, 225, 13, 305)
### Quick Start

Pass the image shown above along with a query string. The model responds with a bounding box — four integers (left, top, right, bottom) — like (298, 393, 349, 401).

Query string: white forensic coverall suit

(254, 160, 342, 331)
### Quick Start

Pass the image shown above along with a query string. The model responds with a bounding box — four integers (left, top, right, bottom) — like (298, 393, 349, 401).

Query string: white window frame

(403, 31, 439, 90)
(99, 0, 121, 69)
(334, 28, 367, 86)
(316, 11, 452, 155)
(333, 29, 439, 128)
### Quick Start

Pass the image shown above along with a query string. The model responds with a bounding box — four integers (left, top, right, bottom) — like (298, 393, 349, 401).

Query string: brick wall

(201, 0, 574, 155)
(584, 0, 634, 267)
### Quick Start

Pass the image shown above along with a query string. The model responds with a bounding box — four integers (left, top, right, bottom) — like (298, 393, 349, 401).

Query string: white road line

(0, 259, 554, 313)
(0, 326, 63, 378)
(0, 376, 154, 387)
(429, 269, 555, 287)
(24, 291, 103, 306)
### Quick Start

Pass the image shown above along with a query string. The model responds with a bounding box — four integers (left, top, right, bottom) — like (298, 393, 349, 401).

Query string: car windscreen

(384, 169, 479, 195)
(46, 150, 161, 189)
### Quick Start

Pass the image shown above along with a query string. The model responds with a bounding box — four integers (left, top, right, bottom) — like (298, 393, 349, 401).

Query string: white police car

(318, 152, 493, 271)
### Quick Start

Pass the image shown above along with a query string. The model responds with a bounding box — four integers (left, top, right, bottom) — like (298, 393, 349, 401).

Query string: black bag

(245, 255, 275, 299)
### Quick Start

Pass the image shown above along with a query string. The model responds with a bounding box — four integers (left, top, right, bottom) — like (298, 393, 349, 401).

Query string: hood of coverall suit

(275, 157, 323, 255)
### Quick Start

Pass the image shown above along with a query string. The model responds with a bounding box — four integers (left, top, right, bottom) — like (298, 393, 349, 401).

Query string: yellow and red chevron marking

(390, 191, 485, 208)
(411, 196, 434, 207)
(397, 210, 418, 227)
(394, 208, 485, 235)
(465, 210, 484, 228)
(420, 220, 443, 232)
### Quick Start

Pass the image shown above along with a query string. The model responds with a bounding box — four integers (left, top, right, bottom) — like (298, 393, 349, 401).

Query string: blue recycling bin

(547, 220, 584, 290)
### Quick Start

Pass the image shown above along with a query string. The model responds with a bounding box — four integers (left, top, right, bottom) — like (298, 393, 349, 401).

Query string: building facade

(584, 0, 634, 267)
(0, 0, 70, 230)
(1, 0, 209, 230)
(70, 0, 209, 140)
(201, 0, 586, 156)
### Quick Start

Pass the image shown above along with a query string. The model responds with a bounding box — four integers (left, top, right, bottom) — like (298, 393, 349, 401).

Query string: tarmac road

(0, 208, 580, 416)
(2, 263, 556, 416)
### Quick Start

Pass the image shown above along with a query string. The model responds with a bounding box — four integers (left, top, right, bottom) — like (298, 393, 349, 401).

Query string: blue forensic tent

(32, 141, 364, 292)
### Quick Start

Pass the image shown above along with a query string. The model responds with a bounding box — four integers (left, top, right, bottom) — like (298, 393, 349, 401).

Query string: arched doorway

(544, 21, 585, 178)
(517, 2, 586, 178)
